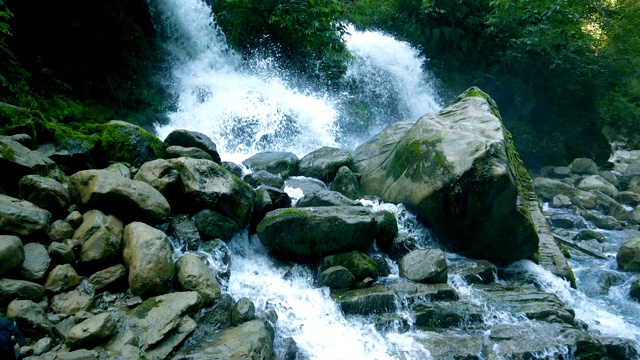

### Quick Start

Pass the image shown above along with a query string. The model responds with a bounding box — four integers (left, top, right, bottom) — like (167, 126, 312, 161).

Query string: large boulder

(298, 146, 353, 182)
(353, 87, 538, 263)
(0, 194, 51, 237)
(242, 151, 299, 177)
(577, 175, 619, 198)
(256, 206, 377, 261)
(65, 312, 117, 350)
(122, 222, 174, 297)
(19, 175, 72, 216)
(98, 120, 165, 167)
(72, 210, 124, 269)
(0, 279, 45, 303)
(168, 157, 255, 225)
(165, 145, 214, 161)
(193, 209, 241, 242)
(174, 254, 221, 305)
(0, 235, 24, 276)
(163, 129, 221, 164)
(569, 158, 599, 175)
(68, 169, 171, 223)
(0, 135, 58, 195)
(617, 237, 640, 272)
(399, 249, 448, 284)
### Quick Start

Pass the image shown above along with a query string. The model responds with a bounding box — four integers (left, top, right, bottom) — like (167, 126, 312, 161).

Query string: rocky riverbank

(0, 88, 637, 359)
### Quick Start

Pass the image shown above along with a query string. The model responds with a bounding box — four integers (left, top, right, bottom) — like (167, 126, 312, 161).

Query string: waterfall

(149, 0, 440, 163)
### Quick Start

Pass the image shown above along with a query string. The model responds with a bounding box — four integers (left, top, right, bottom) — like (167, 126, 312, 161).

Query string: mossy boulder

(0, 135, 58, 196)
(98, 120, 165, 167)
(256, 206, 377, 261)
(323, 251, 378, 280)
(617, 237, 640, 272)
(298, 146, 353, 182)
(353, 87, 538, 264)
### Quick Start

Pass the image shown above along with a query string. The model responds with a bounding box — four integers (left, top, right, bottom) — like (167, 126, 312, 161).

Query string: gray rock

(617, 190, 640, 206)
(323, 251, 378, 280)
(617, 237, 640, 271)
(53, 349, 98, 360)
(48, 220, 75, 243)
(173, 320, 274, 360)
(295, 189, 359, 208)
(195, 293, 234, 331)
(32, 337, 53, 356)
(221, 161, 244, 178)
(123, 222, 174, 297)
(577, 175, 619, 198)
(19, 175, 71, 215)
(45, 264, 82, 293)
(0, 278, 45, 303)
(0, 235, 24, 276)
(10, 133, 32, 148)
(317, 266, 355, 289)
(133, 158, 180, 195)
(37, 140, 92, 175)
(599, 336, 639, 360)
(600, 170, 621, 188)
(257, 206, 376, 261)
(65, 312, 116, 349)
(569, 158, 599, 175)
(299, 146, 353, 182)
(575, 229, 605, 243)
(68, 169, 171, 223)
(551, 194, 572, 208)
(244, 170, 284, 189)
(0, 135, 58, 196)
(65, 211, 83, 228)
(534, 177, 597, 209)
(144, 316, 197, 360)
(591, 190, 630, 221)
(175, 254, 221, 305)
(250, 185, 292, 234)
(242, 151, 299, 177)
(165, 145, 213, 161)
(284, 176, 327, 196)
(374, 210, 398, 253)
(399, 249, 448, 284)
(19, 243, 50, 282)
(354, 88, 538, 264)
(88, 264, 126, 291)
(449, 259, 496, 285)
(164, 129, 221, 163)
(103, 162, 132, 178)
(72, 210, 123, 268)
(193, 209, 240, 242)
(0, 194, 51, 236)
(330, 166, 362, 199)
(623, 162, 640, 187)
(168, 215, 201, 252)
(168, 157, 255, 226)
(551, 166, 572, 178)
(389, 233, 422, 261)
(50, 289, 93, 315)
(231, 297, 256, 325)
(412, 301, 484, 329)
(7, 299, 54, 338)
(413, 331, 494, 360)
(54, 316, 79, 341)
(48, 242, 75, 265)
(131, 291, 202, 350)
(581, 210, 624, 230)
(549, 213, 579, 229)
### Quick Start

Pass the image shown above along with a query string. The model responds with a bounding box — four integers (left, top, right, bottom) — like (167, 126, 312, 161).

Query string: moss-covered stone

(388, 139, 451, 182)
(323, 251, 378, 280)
(99, 121, 165, 167)
(133, 297, 162, 319)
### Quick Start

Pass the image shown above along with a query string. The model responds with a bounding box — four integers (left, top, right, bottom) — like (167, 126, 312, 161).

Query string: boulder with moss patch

(353, 87, 538, 264)
(98, 120, 165, 167)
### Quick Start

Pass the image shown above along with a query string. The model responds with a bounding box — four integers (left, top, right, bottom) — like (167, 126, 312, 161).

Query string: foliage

(213, 0, 352, 84)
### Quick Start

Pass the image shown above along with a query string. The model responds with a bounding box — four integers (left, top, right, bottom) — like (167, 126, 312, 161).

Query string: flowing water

(149, 0, 640, 358)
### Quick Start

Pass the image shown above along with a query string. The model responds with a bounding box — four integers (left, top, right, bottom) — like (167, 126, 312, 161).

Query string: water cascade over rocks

(0, 0, 638, 359)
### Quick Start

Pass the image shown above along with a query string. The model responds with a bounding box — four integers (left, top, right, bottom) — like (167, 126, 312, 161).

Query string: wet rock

(578, 269, 625, 296)
(165, 145, 214, 161)
(65, 312, 116, 350)
(51, 289, 93, 315)
(295, 189, 358, 208)
(164, 129, 221, 163)
(599, 336, 640, 360)
(483, 285, 575, 325)
(222, 161, 244, 178)
(631, 278, 640, 301)
(581, 210, 623, 230)
(195, 293, 234, 331)
(534, 177, 597, 209)
(72, 210, 123, 269)
(591, 190, 630, 221)
(123, 222, 174, 297)
(284, 176, 327, 196)
(0, 278, 45, 303)
(19, 243, 51, 282)
(617, 237, 640, 271)
(412, 301, 484, 329)
(372, 255, 391, 277)
(0, 135, 58, 196)
(168, 215, 201, 252)
(600, 170, 621, 189)
(549, 213, 579, 229)
(88, 264, 127, 291)
(354, 88, 539, 264)
(0, 235, 24, 276)
(0, 194, 51, 237)
(68, 169, 171, 223)
(373, 210, 398, 254)
(389, 233, 421, 261)
(19, 174, 71, 216)
(250, 185, 292, 234)
(168, 157, 255, 225)
(299, 146, 353, 182)
(317, 266, 355, 289)
(413, 331, 494, 360)
(551, 166, 572, 178)
(48, 242, 75, 265)
(193, 209, 241, 242)
(569, 158, 599, 175)
(32, 336, 53, 356)
(551, 195, 572, 208)
(98, 120, 165, 167)
(577, 175, 619, 198)
(257, 206, 377, 261)
(7, 299, 54, 338)
(48, 220, 75, 243)
(133, 158, 180, 195)
(44, 264, 82, 293)
(449, 259, 496, 285)
(242, 151, 299, 177)
(231, 297, 256, 325)
(175, 254, 222, 305)
(322, 251, 378, 280)
(330, 166, 362, 199)
(399, 249, 448, 284)
(244, 170, 284, 189)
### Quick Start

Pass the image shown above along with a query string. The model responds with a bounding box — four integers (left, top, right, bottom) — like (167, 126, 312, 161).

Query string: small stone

(65, 211, 83, 228)
(48, 242, 76, 265)
(231, 297, 256, 326)
(48, 220, 75, 243)
(551, 195, 571, 208)
(399, 249, 448, 284)
(317, 266, 355, 289)
(19, 242, 50, 282)
(45, 264, 82, 294)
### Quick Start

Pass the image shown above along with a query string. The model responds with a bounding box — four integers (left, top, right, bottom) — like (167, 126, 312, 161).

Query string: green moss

(0, 141, 15, 161)
(277, 208, 308, 217)
(133, 297, 162, 319)
(456, 86, 503, 121)
(387, 139, 452, 182)
(100, 122, 165, 166)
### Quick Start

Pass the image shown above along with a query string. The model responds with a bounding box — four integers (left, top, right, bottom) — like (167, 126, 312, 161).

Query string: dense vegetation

(0, 0, 638, 168)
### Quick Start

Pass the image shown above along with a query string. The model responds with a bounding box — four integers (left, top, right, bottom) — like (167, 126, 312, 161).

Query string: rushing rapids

(149, 0, 640, 358)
